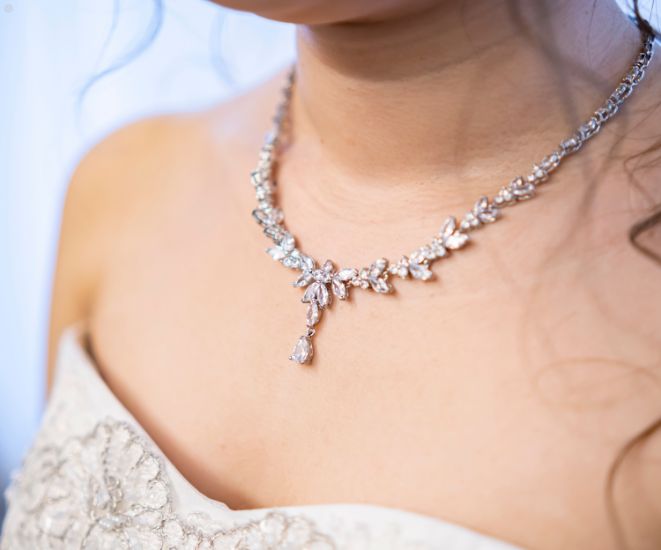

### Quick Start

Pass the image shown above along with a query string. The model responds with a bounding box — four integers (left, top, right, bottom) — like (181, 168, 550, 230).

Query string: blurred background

(0, 0, 294, 523)
(0, 0, 658, 528)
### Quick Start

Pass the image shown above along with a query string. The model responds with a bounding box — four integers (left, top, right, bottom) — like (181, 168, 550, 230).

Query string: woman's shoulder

(47, 68, 288, 383)
(63, 66, 288, 229)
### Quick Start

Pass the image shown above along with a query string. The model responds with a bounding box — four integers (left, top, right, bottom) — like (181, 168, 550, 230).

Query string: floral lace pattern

(1, 419, 335, 549)
(1, 328, 522, 550)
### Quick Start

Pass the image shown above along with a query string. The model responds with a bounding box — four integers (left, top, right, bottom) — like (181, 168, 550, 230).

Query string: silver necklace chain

(250, 32, 655, 365)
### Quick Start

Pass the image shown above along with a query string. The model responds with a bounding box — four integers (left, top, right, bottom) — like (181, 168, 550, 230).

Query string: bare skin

(48, 1, 661, 548)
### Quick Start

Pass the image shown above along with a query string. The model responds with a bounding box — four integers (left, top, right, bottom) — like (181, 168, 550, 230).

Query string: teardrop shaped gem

(289, 335, 313, 364)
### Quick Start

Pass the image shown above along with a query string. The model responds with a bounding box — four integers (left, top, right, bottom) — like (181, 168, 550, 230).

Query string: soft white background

(0, 0, 294, 520)
(0, 0, 657, 525)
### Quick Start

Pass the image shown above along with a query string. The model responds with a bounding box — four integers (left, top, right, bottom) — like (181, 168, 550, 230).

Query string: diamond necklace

(251, 32, 655, 365)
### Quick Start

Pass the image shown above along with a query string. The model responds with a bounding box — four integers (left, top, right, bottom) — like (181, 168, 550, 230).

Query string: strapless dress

(1, 324, 523, 549)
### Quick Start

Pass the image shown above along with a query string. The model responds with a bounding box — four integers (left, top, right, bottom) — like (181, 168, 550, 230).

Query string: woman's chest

(86, 232, 661, 549)
(12, 189, 660, 549)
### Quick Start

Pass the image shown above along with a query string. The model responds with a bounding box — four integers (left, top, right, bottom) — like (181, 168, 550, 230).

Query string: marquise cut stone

(302, 282, 320, 303)
(267, 246, 287, 261)
(306, 302, 321, 326)
(316, 282, 330, 307)
(440, 216, 457, 238)
(331, 278, 348, 299)
(336, 268, 357, 281)
(369, 277, 391, 293)
(293, 272, 313, 288)
(444, 232, 469, 250)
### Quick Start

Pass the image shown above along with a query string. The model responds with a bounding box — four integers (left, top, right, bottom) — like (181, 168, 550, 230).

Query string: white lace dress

(1, 325, 522, 550)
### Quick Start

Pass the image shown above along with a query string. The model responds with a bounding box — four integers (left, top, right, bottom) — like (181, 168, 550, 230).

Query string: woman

(2, 0, 660, 548)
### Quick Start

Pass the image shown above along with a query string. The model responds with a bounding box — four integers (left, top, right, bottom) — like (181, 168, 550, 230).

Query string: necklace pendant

(290, 301, 320, 364)
(288, 259, 347, 365)
(290, 333, 314, 364)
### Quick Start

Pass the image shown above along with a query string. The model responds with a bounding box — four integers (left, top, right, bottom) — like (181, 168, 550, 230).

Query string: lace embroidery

(2, 419, 336, 549)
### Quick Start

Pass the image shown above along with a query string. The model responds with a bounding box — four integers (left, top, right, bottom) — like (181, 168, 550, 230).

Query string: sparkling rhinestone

(306, 302, 320, 327)
(302, 282, 322, 304)
(336, 268, 357, 281)
(331, 277, 348, 299)
(293, 272, 313, 288)
(290, 336, 313, 364)
(369, 277, 392, 293)
(444, 232, 469, 250)
(282, 255, 301, 269)
(267, 246, 286, 261)
(409, 261, 433, 281)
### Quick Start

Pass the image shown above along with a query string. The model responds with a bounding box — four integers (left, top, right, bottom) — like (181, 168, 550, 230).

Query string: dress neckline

(54, 322, 523, 549)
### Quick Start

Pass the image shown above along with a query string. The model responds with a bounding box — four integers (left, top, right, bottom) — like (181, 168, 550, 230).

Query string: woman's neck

(290, 0, 641, 190)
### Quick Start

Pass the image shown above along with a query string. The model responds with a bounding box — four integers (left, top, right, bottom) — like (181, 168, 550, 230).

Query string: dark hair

(83, 1, 661, 547)
(606, 2, 661, 547)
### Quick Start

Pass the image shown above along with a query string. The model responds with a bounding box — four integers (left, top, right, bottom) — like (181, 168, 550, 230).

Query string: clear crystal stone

(540, 153, 560, 172)
(374, 258, 388, 272)
(409, 261, 433, 281)
(290, 336, 313, 364)
(418, 246, 434, 260)
(336, 268, 357, 281)
(358, 279, 369, 289)
(531, 164, 548, 183)
(299, 255, 315, 271)
(388, 261, 408, 278)
(444, 232, 469, 250)
(331, 277, 348, 299)
(390, 256, 409, 278)
(293, 272, 313, 288)
(462, 212, 480, 228)
(306, 302, 320, 326)
(264, 225, 285, 241)
(312, 268, 332, 283)
(369, 277, 391, 293)
(252, 208, 270, 226)
(510, 176, 535, 200)
(440, 216, 456, 238)
(495, 185, 515, 206)
(302, 282, 321, 303)
(279, 233, 295, 252)
(267, 246, 287, 261)
(316, 282, 330, 307)
(474, 196, 489, 213)
(477, 206, 499, 223)
(472, 196, 498, 223)
(282, 254, 301, 269)
(430, 238, 447, 258)
(250, 170, 264, 187)
(255, 184, 271, 201)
